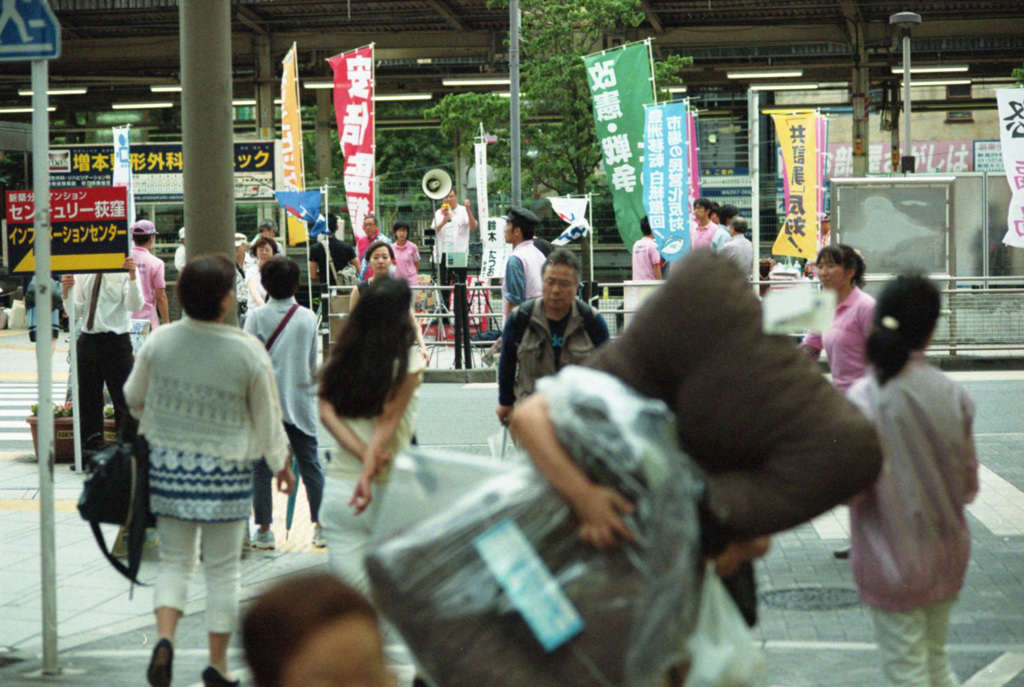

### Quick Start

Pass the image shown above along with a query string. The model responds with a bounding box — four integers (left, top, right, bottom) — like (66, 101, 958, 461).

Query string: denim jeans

(252, 423, 324, 525)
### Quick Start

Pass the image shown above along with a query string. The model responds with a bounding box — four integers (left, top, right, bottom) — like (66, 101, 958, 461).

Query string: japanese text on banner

(641, 102, 691, 261)
(584, 43, 654, 249)
(996, 89, 1024, 248)
(772, 112, 819, 259)
(329, 46, 375, 233)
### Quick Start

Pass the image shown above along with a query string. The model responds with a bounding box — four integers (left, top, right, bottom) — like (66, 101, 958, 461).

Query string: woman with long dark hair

(124, 254, 295, 687)
(318, 277, 425, 590)
(847, 275, 977, 686)
(801, 244, 876, 394)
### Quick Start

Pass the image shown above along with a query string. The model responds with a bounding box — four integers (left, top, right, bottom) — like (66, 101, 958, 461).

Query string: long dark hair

(866, 275, 940, 385)
(817, 243, 866, 288)
(319, 278, 415, 418)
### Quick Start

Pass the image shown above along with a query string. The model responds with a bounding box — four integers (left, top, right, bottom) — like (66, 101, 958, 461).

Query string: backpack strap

(512, 299, 536, 347)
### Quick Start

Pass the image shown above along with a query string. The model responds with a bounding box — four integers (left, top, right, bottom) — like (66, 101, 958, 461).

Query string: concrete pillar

(851, 67, 870, 176)
(255, 33, 274, 141)
(316, 87, 334, 193)
(180, 0, 234, 262)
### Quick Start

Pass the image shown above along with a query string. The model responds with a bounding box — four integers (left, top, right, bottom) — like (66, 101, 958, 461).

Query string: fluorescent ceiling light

(749, 83, 818, 91)
(442, 77, 511, 87)
(728, 70, 803, 79)
(816, 82, 849, 89)
(666, 86, 688, 93)
(374, 93, 432, 101)
(902, 79, 971, 88)
(112, 102, 175, 110)
(303, 81, 334, 90)
(0, 106, 56, 113)
(232, 99, 257, 106)
(18, 88, 87, 96)
(150, 85, 182, 93)
(891, 65, 968, 74)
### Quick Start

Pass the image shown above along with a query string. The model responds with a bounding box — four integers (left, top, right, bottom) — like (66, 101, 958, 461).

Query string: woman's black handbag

(77, 435, 155, 588)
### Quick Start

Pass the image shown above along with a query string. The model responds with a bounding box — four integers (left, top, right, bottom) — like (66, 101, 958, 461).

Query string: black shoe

(202, 666, 240, 687)
(146, 638, 173, 687)
(833, 547, 850, 560)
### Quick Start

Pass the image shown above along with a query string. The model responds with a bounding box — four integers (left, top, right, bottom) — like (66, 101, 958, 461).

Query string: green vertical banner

(584, 42, 655, 249)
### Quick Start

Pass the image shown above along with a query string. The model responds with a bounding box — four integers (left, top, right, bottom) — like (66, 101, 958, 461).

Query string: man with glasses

(496, 248, 609, 425)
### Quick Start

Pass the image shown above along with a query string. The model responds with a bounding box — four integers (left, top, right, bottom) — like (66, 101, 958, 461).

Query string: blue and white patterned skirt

(149, 445, 252, 522)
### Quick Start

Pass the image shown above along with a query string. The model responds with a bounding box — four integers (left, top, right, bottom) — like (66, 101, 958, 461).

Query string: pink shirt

(802, 286, 875, 393)
(631, 236, 660, 280)
(392, 241, 420, 286)
(847, 356, 977, 612)
(690, 222, 728, 252)
(131, 245, 166, 329)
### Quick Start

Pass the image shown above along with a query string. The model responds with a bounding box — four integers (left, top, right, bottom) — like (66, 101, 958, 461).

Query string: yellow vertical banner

(281, 43, 308, 245)
(772, 111, 818, 259)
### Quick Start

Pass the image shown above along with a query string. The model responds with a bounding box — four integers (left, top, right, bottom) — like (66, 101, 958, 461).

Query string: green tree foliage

(1014, 62, 1024, 87)
(424, 0, 692, 199)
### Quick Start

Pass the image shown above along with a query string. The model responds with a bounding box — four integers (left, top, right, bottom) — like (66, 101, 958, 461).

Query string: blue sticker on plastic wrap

(473, 518, 585, 651)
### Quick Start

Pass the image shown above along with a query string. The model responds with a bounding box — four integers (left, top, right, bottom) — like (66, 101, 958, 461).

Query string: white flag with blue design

(549, 197, 591, 246)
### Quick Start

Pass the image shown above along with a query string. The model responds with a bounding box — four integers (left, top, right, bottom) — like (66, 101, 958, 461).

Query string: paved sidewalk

(1, 327, 1022, 685)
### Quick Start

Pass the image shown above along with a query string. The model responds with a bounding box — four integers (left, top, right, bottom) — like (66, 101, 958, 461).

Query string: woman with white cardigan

(124, 254, 295, 687)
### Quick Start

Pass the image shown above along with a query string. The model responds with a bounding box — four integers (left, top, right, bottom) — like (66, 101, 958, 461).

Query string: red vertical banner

(329, 45, 375, 233)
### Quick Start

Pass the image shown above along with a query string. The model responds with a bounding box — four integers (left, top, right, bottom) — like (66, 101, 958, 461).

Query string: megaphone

(422, 169, 453, 200)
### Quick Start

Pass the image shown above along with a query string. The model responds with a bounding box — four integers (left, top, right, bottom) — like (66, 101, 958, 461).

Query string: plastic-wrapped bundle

(366, 367, 706, 687)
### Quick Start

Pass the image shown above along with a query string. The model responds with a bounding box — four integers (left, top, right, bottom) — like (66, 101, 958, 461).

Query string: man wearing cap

(174, 227, 187, 272)
(129, 219, 169, 329)
(61, 258, 144, 452)
(501, 206, 547, 319)
(431, 188, 477, 285)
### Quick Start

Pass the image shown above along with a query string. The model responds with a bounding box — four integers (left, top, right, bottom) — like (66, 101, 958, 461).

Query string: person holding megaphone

(430, 188, 477, 285)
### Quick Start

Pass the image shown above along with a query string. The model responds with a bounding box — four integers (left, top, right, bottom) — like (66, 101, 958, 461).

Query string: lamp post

(890, 11, 922, 173)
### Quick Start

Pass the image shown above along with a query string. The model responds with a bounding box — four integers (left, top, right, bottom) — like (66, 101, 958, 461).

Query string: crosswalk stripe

(967, 466, 1024, 536)
(963, 652, 1024, 687)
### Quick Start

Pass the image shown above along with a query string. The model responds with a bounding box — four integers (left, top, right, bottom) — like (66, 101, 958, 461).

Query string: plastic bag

(684, 564, 766, 687)
(366, 367, 706, 687)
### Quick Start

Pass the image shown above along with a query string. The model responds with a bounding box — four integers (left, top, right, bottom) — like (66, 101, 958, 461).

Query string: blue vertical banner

(642, 101, 690, 261)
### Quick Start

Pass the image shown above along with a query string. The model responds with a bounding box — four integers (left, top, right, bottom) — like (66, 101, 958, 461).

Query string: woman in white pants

(318, 277, 424, 591)
(124, 254, 294, 687)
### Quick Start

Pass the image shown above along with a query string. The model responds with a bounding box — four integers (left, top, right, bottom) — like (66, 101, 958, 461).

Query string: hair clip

(881, 316, 900, 330)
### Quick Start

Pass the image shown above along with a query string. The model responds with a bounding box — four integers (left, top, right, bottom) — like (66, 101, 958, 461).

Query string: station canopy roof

(0, 0, 1021, 130)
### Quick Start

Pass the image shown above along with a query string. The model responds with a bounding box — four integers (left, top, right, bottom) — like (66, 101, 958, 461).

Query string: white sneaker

(253, 529, 276, 551)
(312, 524, 326, 548)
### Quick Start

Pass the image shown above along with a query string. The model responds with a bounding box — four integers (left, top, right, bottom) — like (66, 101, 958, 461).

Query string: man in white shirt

(174, 227, 187, 272)
(431, 188, 477, 285)
(501, 206, 547, 318)
(62, 257, 145, 452)
(719, 217, 754, 276)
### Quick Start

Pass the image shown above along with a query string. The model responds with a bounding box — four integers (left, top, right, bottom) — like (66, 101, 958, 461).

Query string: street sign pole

(31, 57, 60, 676)
(2, 0, 64, 674)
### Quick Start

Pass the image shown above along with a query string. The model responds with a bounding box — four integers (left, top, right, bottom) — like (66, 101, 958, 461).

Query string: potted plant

(25, 402, 117, 462)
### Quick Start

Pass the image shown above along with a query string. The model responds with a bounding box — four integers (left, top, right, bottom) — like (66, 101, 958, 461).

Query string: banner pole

(748, 87, 761, 284)
(647, 39, 657, 106)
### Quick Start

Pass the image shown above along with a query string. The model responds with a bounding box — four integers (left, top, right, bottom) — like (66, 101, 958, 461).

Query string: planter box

(25, 416, 116, 463)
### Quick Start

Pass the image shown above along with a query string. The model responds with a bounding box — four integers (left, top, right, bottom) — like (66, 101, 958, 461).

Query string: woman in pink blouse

(390, 221, 420, 287)
(801, 244, 876, 394)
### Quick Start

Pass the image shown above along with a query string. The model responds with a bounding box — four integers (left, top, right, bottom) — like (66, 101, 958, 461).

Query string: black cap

(501, 205, 540, 230)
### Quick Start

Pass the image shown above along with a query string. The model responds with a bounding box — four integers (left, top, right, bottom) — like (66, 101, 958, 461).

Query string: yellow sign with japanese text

(772, 112, 819, 259)
(281, 43, 308, 246)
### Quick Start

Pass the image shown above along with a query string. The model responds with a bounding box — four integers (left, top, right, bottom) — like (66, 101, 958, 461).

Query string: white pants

(319, 476, 385, 595)
(870, 595, 960, 687)
(154, 516, 247, 634)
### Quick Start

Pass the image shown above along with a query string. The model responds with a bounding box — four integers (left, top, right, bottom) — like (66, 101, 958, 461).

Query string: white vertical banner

(996, 89, 1024, 248)
(479, 217, 511, 280)
(475, 141, 489, 227)
(112, 125, 134, 230)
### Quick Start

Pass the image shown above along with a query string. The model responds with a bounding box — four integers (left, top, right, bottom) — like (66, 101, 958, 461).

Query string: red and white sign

(997, 89, 1024, 248)
(329, 46, 375, 233)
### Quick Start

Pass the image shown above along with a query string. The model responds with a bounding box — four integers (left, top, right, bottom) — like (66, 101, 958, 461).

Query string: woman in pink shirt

(390, 221, 420, 287)
(801, 244, 875, 393)
(847, 275, 977, 687)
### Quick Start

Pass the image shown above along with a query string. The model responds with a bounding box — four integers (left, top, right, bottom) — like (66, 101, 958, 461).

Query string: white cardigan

(123, 317, 290, 471)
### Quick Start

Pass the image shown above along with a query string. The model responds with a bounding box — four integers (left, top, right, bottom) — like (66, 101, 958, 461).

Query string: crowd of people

(53, 204, 977, 687)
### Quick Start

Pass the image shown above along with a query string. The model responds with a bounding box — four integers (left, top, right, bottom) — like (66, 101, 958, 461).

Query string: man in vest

(500, 206, 547, 319)
(496, 248, 610, 425)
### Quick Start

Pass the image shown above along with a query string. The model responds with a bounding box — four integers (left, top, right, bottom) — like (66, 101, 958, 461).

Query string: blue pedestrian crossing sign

(0, 0, 60, 62)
